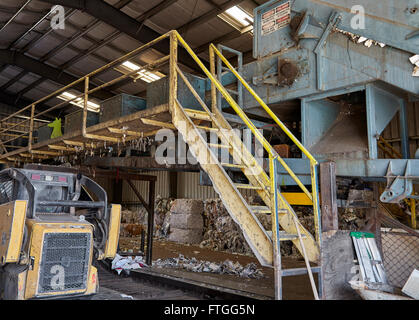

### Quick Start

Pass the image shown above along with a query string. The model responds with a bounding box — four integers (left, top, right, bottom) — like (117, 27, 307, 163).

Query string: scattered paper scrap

(111, 254, 148, 275)
(153, 254, 264, 279)
(410, 55, 419, 67)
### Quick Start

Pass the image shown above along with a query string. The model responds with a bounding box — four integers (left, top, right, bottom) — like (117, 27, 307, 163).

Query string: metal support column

(399, 99, 410, 159)
(320, 161, 338, 232)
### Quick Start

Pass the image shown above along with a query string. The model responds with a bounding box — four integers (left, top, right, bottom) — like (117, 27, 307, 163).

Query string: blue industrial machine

(216, 0, 419, 203)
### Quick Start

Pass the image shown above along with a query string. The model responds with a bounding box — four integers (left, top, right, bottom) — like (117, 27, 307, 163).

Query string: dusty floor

(122, 238, 318, 300)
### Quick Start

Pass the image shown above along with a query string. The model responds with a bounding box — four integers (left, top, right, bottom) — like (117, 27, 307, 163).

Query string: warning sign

(261, 1, 291, 36)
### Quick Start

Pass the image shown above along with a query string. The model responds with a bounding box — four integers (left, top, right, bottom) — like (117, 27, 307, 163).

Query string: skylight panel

(57, 91, 100, 112)
(225, 6, 253, 27)
(120, 61, 163, 83)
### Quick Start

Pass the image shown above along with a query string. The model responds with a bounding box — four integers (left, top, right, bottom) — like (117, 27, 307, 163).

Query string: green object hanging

(48, 118, 63, 139)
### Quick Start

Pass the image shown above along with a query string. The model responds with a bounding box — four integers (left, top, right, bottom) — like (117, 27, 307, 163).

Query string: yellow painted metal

(234, 183, 263, 190)
(85, 266, 98, 296)
(378, 135, 402, 159)
(48, 145, 77, 152)
(30, 150, 61, 156)
(310, 162, 321, 244)
(104, 204, 122, 259)
(141, 118, 176, 129)
(176, 32, 276, 158)
(175, 63, 271, 192)
(171, 32, 320, 263)
(20, 153, 49, 159)
(83, 133, 120, 143)
(208, 143, 231, 149)
(269, 154, 281, 300)
(0, 200, 27, 265)
(175, 32, 313, 201)
(209, 45, 217, 113)
(108, 127, 162, 140)
(196, 125, 219, 132)
(184, 108, 212, 121)
(282, 193, 313, 206)
(24, 220, 94, 299)
(169, 31, 178, 114)
(210, 43, 317, 164)
(172, 98, 273, 266)
(28, 104, 35, 151)
(82, 77, 89, 136)
(411, 198, 417, 229)
(210, 39, 321, 241)
(17, 270, 28, 300)
(276, 191, 320, 262)
(63, 140, 85, 147)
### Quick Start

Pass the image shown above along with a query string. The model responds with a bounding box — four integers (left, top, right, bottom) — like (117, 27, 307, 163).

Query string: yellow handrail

(174, 31, 314, 200)
(173, 30, 322, 244)
(210, 44, 318, 165)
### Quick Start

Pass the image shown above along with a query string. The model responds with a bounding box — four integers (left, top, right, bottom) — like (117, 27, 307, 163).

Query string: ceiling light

(225, 6, 253, 27)
(57, 91, 100, 112)
(121, 61, 163, 83)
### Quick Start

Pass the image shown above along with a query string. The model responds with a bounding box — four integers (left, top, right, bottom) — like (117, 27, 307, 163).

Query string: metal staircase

(168, 31, 323, 299)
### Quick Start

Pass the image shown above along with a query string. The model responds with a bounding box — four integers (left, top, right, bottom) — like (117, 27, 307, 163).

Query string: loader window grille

(38, 232, 91, 294)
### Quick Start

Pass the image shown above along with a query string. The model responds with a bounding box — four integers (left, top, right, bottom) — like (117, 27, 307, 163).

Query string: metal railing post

(169, 31, 178, 114)
(209, 45, 217, 113)
(28, 104, 35, 151)
(83, 77, 89, 136)
(270, 155, 282, 300)
(310, 161, 322, 245)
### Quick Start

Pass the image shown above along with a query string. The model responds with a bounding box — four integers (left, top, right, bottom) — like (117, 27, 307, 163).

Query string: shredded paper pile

(153, 254, 264, 279)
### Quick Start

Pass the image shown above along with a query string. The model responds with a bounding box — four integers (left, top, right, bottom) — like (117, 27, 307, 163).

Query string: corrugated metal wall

(122, 170, 170, 201)
(381, 101, 419, 158)
(177, 171, 218, 199)
(118, 170, 257, 202)
(177, 171, 257, 199)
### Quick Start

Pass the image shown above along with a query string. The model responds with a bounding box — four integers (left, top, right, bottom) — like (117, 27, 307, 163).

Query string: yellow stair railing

(171, 30, 321, 244)
(169, 30, 322, 300)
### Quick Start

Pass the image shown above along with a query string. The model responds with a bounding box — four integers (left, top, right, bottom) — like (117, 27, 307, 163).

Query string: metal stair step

(266, 231, 305, 240)
(275, 231, 306, 241)
(250, 206, 288, 215)
(234, 183, 263, 190)
(196, 125, 219, 132)
(281, 267, 322, 277)
(221, 162, 246, 169)
(184, 109, 213, 121)
(208, 143, 231, 149)
(251, 206, 271, 214)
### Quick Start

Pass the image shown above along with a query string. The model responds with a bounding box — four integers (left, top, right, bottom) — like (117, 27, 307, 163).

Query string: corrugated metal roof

(0, 0, 267, 116)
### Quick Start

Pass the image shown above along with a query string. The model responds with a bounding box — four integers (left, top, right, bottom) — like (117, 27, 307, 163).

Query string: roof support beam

(38, 0, 205, 71)
(0, 49, 113, 101)
(177, 0, 243, 34)
(136, 0, 179, 22)
(0, 92, 55, 120)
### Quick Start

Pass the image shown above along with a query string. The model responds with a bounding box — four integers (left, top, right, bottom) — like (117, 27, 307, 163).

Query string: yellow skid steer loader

(0, 165, 121, 299)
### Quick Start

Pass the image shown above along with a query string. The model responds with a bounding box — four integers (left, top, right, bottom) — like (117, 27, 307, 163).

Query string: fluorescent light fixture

(121, 61, 163, 83)
(225, 6, 253, 27)
(57, 91, 100, 112)
(218, 6, 254, 33)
